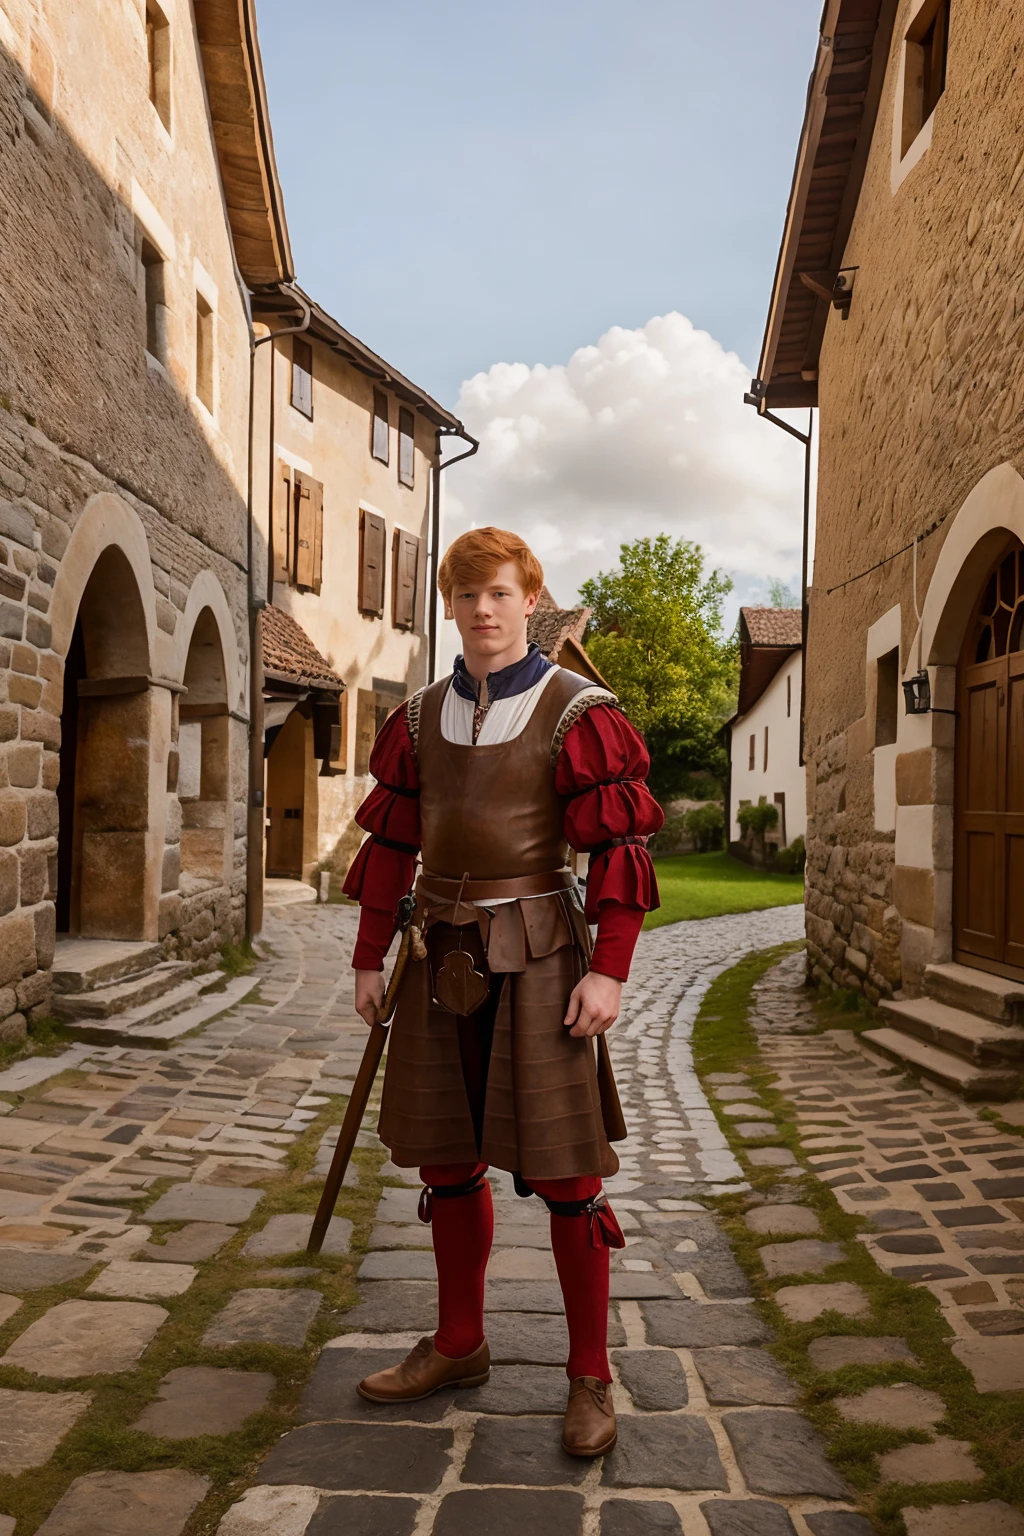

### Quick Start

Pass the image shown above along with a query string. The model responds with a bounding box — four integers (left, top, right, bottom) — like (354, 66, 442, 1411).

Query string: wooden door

(266, 710, 305, 879)
(954, 541, 1024, 979)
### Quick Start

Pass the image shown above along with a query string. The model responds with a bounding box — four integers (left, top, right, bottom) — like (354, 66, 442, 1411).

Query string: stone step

(861, 1026, 1021, 1101)
(60, 972, 234, 1047)
(923, 960, 1024, 1024)
(52, 961, 196, 1020)
(879, 995, 1024, 1066)
(51, 938, 166, 995)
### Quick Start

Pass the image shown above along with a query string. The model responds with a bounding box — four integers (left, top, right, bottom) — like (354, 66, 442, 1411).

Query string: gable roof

(528, 586, 591, 660)
(754, 0, 897, 410)
(740, 607, 803, 648)
(262, 605, 343, 692)
(194, 0, 293, 288)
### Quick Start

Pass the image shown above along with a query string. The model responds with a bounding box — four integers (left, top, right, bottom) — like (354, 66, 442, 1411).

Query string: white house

(726, 608, 805, 851)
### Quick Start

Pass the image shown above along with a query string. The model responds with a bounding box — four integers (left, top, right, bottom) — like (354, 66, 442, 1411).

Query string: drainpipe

(427, 425, 479, 682)
(743, 387, 813, 767)
(246, 285, 311, 940)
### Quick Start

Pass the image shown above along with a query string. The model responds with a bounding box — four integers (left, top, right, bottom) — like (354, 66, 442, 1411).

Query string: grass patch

(644, 851, 804, 929)
(0, 1015, 76, 1077)
(0, 1084, 394, 1534)
(693, 949, 1024, 1533)
(217, 939, 256, 979)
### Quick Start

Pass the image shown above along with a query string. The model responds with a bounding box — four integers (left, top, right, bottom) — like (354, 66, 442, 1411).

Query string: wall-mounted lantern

(902, 670, 931, 714)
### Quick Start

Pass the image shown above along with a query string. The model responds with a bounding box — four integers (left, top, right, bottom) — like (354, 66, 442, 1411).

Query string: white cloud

(442, 312, 808, 613)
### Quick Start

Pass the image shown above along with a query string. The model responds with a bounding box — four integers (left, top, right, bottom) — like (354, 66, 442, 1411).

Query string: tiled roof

(528, 599, 591, 661)
(741, 607, 802, 648)
(262, 605, 344, 691)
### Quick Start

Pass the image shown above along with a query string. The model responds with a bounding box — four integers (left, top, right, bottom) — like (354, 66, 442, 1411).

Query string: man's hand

(355, 969, 385, 1028)
(564, 971, 622, 1038)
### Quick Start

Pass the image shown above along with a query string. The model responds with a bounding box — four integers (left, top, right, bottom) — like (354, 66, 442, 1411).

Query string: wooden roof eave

(755, 0, 898, 411)
(195, 0, 294, 289)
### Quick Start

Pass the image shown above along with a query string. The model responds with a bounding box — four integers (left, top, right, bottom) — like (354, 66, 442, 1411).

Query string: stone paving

(749, 957, 1024, 1391)
(11, 901, 1017, 1531)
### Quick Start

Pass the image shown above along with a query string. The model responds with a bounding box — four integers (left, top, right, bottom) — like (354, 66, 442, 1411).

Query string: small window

(763, 726, 769, 772)
(901, 0, 950, 157)
(398, 408, 415, 488)
(372, 390, 389, 464)
(195, 293, 214, 413)
(141, 238, 167, 364)
(748, 734, 756, 771)
(146, 0, 172, 132)
(291, 337, 313, 419)
(875, 647, 900, 747)
(786, 673, 792, 718)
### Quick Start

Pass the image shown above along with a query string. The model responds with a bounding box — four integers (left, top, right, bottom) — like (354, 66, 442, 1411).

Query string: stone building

(725, 608, 805, 855)
(247, 290, 473, 888)
(0, 0, 291, 1036)
(753, 0, 1024, 1093)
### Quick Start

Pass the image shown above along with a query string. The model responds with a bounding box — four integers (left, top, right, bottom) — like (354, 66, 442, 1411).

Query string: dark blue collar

(452, 643, 553, 703)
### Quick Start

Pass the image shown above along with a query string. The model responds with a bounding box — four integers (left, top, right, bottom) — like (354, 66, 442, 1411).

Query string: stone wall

(804, 0, 1024, 999)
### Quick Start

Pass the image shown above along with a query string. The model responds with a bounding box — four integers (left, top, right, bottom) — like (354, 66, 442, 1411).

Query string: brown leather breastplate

(415, 668, 595, 881)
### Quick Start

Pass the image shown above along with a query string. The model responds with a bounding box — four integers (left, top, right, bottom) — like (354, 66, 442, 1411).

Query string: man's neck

(461, 632, 529, 684)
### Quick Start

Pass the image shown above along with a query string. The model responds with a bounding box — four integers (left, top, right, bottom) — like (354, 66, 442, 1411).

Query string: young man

(343, 526, 662, 1456)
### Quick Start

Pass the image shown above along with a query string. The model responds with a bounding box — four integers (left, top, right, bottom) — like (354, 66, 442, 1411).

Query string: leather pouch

(433, 949, 490, 1015)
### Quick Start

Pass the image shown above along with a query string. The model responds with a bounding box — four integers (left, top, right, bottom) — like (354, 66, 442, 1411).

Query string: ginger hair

(437, 526, 545, 600)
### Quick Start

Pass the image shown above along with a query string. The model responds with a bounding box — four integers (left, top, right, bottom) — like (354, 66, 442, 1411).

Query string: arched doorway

(954, 536, 1024, 978)
(178, 607, 230, 889)
(56, 547, 153, 937)
(265, 708, 317, 880)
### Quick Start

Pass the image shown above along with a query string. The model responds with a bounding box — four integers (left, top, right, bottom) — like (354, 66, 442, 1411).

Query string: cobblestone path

(0, 900, 884, 1536)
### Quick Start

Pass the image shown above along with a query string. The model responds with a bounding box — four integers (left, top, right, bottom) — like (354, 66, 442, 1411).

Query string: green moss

(693, 949, 1024, 1533)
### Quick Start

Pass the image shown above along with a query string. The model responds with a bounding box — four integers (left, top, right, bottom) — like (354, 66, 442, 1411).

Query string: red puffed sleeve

(342, 704, 420, 970)
(555, 704, 663, 982)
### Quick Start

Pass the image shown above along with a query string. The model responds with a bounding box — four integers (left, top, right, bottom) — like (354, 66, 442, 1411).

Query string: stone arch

(170, 571, 243, 710)
(50, 492, 157, 674)
(176, 605, 232, 892)
(55, 540, 159, 938)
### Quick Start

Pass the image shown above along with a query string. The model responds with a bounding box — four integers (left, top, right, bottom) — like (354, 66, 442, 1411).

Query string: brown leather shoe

(356, 1336, 490, 1403)
(562, 1376, 616, 1456)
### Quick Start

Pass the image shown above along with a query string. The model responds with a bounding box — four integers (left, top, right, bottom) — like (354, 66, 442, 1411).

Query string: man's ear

(443, 596, 454, 619)
(525, 590, 540, 617)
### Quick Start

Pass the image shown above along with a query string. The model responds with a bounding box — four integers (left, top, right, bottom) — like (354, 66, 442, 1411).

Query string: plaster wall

(729, 652, 806, 848)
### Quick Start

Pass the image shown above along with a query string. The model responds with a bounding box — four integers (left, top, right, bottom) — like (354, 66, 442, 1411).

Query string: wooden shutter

(292, 337, 313, 418)
(398, 408, 415, 488)
(359, 509, 386, 615)
(294, 472, 322, 590)
(273, 461, 292, 584)
(392, 530, 420, 630)
(311, 479, 324, 595)
(371, 389, 389, 463)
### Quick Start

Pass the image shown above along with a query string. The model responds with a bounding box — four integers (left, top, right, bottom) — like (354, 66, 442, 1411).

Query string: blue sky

(259, 0, 820, 407)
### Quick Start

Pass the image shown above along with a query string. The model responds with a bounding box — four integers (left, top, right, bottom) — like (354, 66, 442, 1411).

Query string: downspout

(246, 284, 311, 939)
(427, 424, 479, 682)
(742, 389, 813, 767)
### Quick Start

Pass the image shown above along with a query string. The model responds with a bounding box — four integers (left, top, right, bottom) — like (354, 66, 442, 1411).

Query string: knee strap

(541, 1192, 626, 1251)
(417, 1170, 488, 1225)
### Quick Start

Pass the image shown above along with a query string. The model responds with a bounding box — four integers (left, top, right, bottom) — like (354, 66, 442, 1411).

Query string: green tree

(768, 578, 799, 608)
(580, 535, 737, 795)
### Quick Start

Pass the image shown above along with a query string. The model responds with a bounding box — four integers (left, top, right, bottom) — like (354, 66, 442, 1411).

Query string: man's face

(446, 560, 539, 661)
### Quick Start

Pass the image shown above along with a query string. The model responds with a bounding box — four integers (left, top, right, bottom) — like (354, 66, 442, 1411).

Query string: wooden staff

(306, 909, 419, 1254)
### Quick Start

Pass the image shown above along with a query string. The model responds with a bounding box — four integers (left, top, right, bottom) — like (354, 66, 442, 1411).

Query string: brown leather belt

(417, 869, 576, 904)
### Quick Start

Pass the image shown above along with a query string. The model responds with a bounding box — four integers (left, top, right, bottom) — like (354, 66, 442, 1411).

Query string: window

(291, 337, 313, 419)
(901, 0, 950, 156)
(371, 390, 389, 464)
(786, 673, 792, 718)
(141, 238, 167, 364)
(875, 646, 900, 747)
(359, 509, 386, 616)
(392, 530, 421, 630)
(195, 293, 214, 413)
(763, 726, 769, 772)
(748, 734, 756, 771)
(146, 0, 172, 132)
(398, 408, 415, 488)
(774, 793, 787, 848)
(354, 682, 404, 774)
